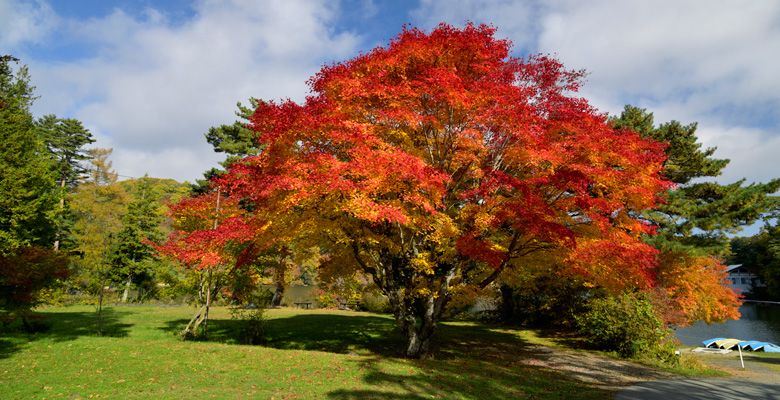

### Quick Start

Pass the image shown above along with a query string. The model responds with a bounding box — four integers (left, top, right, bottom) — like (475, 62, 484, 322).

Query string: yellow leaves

(412, 286, 432, 298)
(428, 214, 459, 243)
(473, 210, 496, 232)
(381, 127, 415, 149)
(490, 243, 508, 253)
(411, 256, 434, 275)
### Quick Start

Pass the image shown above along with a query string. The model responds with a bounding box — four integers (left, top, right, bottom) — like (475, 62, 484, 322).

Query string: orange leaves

(654, 253, 741, 325)
(566, 235, 659, 292)
(168, 191, 244, 233)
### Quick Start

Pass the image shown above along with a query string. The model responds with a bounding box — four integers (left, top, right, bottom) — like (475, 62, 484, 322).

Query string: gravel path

(614, 349, 780, 399)
(520, 343, 780, 396)
(517, 344, 678, 391)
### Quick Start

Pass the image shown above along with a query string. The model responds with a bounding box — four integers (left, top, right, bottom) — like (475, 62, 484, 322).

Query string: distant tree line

(0, 55, 194, 330)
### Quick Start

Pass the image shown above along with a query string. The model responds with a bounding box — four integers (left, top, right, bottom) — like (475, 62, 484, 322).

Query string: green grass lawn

(1, 306, 622, 399)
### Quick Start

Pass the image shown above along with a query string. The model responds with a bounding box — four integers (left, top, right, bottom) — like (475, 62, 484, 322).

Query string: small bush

(229, 293, 270, 345)
(314, 289, 340, 309)
(576, 292, 674, 360)
(361, 292, 392, 313)
(38, 287, 67, 307)
(229, 306, 267, 345)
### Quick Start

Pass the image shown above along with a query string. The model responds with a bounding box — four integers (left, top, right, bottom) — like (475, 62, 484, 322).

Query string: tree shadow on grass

(531, 327, 592, 350)
(262, 312, 408, 356)
(161, 311, 408, 356)
(156, 311, 632, 398)
(161, 311, 549, 359)
(326, 353, 611, 400)
(0, 308, 132, 359)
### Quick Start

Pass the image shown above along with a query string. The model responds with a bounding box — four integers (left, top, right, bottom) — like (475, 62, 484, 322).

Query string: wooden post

(738, 344, 745, 369)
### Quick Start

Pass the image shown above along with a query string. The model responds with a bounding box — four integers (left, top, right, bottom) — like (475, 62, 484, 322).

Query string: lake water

(674, 302, 780, 346)
(282, 285, 319, 305)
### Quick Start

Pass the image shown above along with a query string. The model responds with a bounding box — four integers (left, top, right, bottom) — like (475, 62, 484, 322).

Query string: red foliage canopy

(166, 23, 681, 357)
(219, 23, 670, 290)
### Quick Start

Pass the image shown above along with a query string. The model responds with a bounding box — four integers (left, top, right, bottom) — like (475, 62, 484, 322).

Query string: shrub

(229, 306, 267, 345)
(229, 292, 270, 345)
(314, 289, 340, 309)
(38, 287, 67, 307)
(0, 247, 71, 327)
(361, 291, 392, 313)
(576, 292, 674, 360)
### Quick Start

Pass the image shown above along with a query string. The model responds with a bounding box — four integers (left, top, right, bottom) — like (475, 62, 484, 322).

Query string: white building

(725, 264, 766, 294)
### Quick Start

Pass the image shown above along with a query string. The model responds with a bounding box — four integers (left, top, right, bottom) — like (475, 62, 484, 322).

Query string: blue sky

(2, 1, 779, 229)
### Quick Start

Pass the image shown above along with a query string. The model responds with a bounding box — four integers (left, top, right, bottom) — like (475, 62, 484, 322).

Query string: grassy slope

(1, 306, 618, 399)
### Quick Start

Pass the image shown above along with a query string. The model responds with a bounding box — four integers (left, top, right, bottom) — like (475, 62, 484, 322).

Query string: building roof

(726, 264, 744, 273)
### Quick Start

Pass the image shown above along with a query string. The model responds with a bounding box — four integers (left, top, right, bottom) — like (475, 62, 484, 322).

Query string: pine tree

(729, 210, 780, 300)
(611, 105, 780, 257)
(110, 175, 164, 302)
(0, 55, 70, 327)
(0, 56, 60, 254)
(35, 114, 95, 251)
(192, 98, 265, 194)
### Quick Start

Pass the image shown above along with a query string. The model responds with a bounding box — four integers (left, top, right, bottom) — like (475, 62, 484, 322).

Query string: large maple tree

(198, 23, 679, 358)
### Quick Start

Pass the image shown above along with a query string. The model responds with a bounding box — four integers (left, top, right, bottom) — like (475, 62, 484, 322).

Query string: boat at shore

(738, 340, 760, 349)
(765, 345, 780, 353)
(746, 342, 780, 352)
(703, 338, 780, 352)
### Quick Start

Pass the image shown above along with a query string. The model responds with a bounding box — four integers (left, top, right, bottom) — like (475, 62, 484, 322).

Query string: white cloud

(537, 0, 780, 114)
(113, 145, 223, 184)
(13, 0, 780, 193)
(411, 0, 543, 51)
(0, 0, 59, 49)
(24, 0, 363, 183)
(688, 124, 780, 186)
(531, 0, 780, 190)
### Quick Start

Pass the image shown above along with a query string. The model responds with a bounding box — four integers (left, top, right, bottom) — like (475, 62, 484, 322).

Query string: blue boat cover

(745, 342, 767, 351)
(762, 344, 780, 353)
(738, 340, 760, 349)
(745, 342, 779, 351)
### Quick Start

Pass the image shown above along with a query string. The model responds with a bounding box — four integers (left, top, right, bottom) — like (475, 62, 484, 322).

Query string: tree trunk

(350, 239, 458, 359)
(270, 249, 289, 307)
(499, 284, 515, 322)
(270, 284, 284, 307)
(392, 292, 445, 359)
(53, 178, 66, 252)
(203, 266, 213, 337)
(384, 267, 456, 359)
(121, 275, 132, 303)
